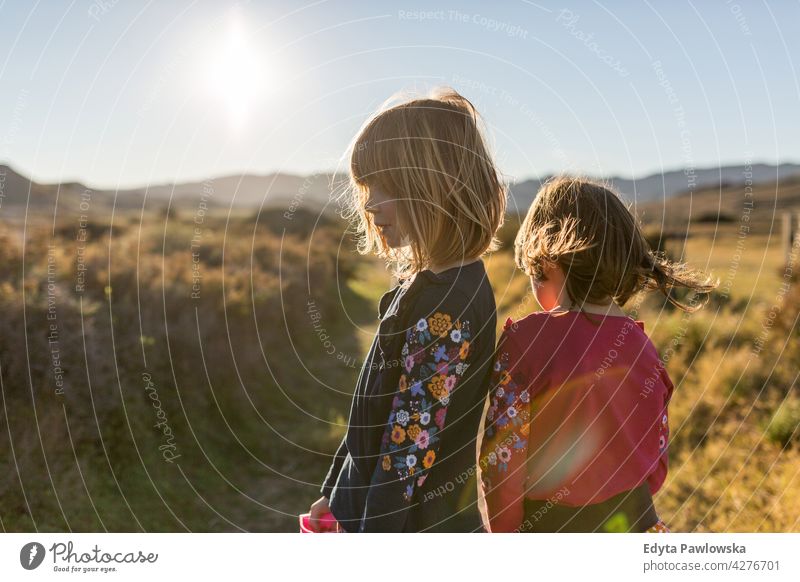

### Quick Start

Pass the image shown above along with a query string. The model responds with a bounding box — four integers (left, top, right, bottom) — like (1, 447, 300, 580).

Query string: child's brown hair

(344, 87, 506, 275)
(515, 176, 718, 312)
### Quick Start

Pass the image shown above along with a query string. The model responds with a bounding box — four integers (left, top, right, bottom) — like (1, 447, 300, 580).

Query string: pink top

(480, 311, 674, 533)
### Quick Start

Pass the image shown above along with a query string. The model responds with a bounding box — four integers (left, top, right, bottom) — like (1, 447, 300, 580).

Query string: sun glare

(204, 10, 266, 130)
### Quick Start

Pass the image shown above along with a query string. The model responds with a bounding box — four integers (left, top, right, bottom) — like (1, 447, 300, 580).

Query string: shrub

(766, 394, 800, 447)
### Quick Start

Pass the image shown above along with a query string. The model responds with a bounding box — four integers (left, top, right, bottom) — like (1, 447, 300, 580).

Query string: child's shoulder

(502, 310, 568, 337)
(403, 261, 493, 316)
(497, 312, 555, 355)
(502, 310, 652, 346)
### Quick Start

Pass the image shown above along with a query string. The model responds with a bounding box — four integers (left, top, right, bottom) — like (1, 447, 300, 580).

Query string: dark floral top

(321, 260, 496, 532)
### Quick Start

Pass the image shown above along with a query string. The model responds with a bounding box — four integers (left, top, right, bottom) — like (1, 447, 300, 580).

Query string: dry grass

(1, 206, 798, 532)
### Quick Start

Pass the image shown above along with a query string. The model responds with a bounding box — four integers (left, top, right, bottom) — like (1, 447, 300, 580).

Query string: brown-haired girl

(307, 88, 506, 532)
(480, 176, 717, 532)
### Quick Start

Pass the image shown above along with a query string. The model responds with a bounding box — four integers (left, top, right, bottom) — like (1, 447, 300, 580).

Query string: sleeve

(479, 329, 532, 533)
(320, 434, 347, 499)
(360, 293, 474, 532)
(647, 362, 674, 495)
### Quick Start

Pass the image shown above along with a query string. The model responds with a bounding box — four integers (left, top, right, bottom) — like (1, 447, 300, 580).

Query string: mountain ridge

(2, 161, 799, 216)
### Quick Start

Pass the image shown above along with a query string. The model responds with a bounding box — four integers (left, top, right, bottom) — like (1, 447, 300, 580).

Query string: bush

(766, 394, 800, 447)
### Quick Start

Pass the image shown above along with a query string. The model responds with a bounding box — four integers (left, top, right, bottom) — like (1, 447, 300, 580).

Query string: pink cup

(299, 511, 339, 533)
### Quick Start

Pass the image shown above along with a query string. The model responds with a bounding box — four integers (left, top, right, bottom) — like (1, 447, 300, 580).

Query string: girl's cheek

(388, 200, 399, 223)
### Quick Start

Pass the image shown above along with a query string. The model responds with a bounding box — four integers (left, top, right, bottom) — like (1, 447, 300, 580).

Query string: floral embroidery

(427, 312, 453, 337)
(428, 375, 449, 401)
(405, 424, 421, 441)
(379, 311, 473, 501)
(481, 333, 531, 489)
(410, 381, 424, 397)
(435, 408, 447, 429)
(658, 409, 669, 453)
(391, 426, 406, 444)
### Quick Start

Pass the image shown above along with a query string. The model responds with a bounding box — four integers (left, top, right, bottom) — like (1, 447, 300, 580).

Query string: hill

(3, 162, 800, 219)
(636, 174, 800, 234)
(507, 163, 800, 212)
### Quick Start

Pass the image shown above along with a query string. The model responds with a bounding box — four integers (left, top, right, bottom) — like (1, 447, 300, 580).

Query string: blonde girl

(308, 88, 506, 532)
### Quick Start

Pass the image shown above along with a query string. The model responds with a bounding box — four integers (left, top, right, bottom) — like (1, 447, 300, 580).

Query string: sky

(0, 0, 798, 189)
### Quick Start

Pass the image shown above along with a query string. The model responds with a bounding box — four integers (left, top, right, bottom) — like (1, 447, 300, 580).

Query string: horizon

(1, 1, 798, 189)
(3, 157, 800, 193)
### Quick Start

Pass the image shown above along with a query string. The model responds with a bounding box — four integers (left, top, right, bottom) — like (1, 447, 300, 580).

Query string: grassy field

(624, 216, 799, 531)
(0, 208, 370, 532)
(1, 200, 799, 532)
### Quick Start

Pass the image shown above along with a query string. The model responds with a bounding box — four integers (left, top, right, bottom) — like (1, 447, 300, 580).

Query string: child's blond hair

(344, 87, 506, 275)
(515, 176, 718, 311)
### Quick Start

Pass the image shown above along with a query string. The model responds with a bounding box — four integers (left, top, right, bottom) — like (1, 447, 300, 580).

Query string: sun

(204, 10, 266, 130)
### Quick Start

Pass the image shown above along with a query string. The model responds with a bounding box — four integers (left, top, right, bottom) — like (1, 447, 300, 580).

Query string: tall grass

(0, 209, 364, 532)
(1, 210, 798, 532)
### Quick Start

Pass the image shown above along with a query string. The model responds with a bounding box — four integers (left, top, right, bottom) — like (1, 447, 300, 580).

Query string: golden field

(0, 184, 798, 532)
